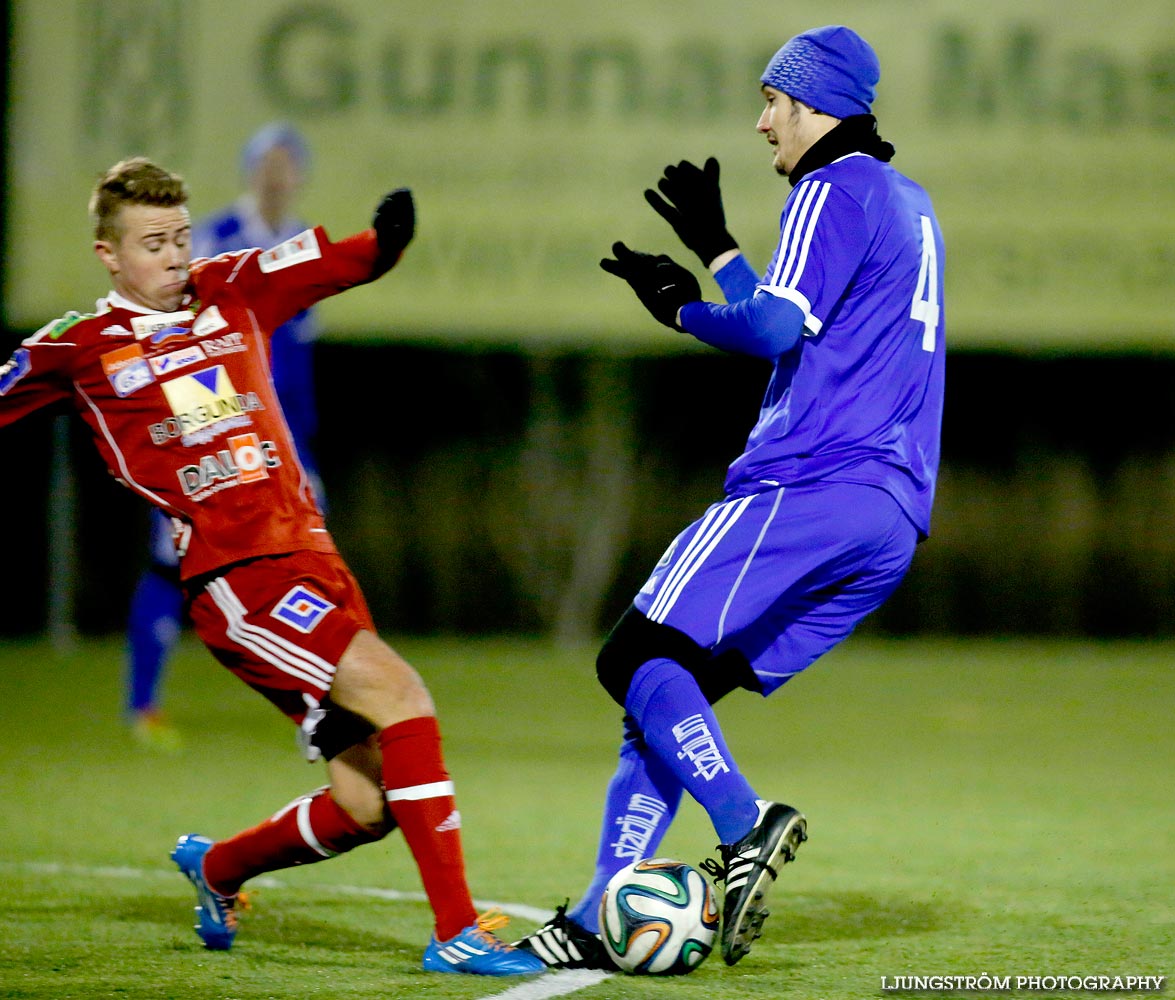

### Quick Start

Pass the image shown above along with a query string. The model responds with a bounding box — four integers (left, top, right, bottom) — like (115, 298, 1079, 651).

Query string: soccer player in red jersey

(0, 158, 542, 977)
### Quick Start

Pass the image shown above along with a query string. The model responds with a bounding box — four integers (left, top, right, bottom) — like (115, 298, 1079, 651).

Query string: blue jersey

(699, 153, 945, 538)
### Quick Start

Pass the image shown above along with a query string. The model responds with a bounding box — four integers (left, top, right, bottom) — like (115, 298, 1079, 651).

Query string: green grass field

(0, 634, 1171, 999)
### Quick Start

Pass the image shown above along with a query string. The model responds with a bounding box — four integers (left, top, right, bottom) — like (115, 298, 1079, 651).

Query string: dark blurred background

(3, 2, 1174, 641)
(6, 348, 1175, 640)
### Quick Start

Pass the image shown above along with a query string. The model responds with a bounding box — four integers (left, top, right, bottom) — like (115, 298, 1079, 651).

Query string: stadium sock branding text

(672, 714, 730, 782)
(610, 793, 668, 861)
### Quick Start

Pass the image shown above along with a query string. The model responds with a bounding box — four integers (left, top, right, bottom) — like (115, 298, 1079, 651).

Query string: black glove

(373, 188, 415, 266)
(643, 157, 738, 268)
(599, 241, 701, 330)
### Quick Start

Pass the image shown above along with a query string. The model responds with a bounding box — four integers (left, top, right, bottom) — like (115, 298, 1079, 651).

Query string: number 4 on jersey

(910, 215, 940, 352)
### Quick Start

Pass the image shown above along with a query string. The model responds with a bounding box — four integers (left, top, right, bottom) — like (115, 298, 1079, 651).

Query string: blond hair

(89, 157, 189, 242)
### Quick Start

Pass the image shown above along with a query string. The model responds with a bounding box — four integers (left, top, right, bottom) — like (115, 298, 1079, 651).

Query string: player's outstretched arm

(643, 157, 738, 269)
(599, 241, 701, 331)
(372, 188, 416, 273)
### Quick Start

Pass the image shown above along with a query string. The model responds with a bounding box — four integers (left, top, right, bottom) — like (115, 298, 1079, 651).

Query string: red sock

(204, 787, 381, 896)
(379, 716, 477, 940)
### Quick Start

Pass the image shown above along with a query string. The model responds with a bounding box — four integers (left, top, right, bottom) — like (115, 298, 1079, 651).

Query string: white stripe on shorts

(716, 487, 784, 642)
(647, 494, 755, 623)
(385, 780, 455, 803)
(206, 577, 337, 692)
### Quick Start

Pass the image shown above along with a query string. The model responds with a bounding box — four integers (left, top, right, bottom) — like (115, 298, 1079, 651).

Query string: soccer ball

(598, 858, 719, 975)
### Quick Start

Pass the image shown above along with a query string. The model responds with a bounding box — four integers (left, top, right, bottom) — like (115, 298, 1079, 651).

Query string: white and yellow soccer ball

(598, 858, 719, 975)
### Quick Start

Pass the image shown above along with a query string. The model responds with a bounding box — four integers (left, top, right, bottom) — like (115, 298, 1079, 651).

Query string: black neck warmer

(788, 114, 895, 187)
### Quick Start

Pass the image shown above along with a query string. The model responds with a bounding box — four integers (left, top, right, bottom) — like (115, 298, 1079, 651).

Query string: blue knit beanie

(240, 122, 310, 178)
(760, 25, 880, 118)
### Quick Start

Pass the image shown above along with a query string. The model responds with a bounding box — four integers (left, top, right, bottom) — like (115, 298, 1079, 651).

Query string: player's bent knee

(327, 741, 394, 835)
(350, 811, 394, 841)
(596, 606, 709, 707)
(333, 630, 436, 727)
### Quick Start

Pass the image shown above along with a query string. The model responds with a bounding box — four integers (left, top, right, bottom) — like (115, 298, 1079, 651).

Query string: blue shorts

(632, 482, 918, 695)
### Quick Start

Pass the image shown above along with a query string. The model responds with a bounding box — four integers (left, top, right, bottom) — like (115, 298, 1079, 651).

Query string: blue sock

(567, 717, 683, 934)
(625, 658, 760, 845)
(125, 568, 183, 714)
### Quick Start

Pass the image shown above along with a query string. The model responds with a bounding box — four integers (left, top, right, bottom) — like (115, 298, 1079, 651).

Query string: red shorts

(186, 550, 375, 725)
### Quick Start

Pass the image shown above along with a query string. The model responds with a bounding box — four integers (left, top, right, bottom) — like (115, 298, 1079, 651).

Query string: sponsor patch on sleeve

(192, 305, 228, 339)
(0, 348, 32, 395)
(101, 343, 156, 397)
(271, 585, 336, 634)
(257, 229, 322, 273)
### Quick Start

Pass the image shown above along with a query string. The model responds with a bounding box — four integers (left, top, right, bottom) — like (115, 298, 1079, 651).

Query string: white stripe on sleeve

(768, 180, 830, 292)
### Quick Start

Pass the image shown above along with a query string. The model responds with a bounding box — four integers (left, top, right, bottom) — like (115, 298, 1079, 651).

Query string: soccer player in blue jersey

(516, 25, 945, 969)
(124, 123, 322, 749)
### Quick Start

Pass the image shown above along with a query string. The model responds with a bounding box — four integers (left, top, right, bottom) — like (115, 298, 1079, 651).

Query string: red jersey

(0, 226, 383, 579)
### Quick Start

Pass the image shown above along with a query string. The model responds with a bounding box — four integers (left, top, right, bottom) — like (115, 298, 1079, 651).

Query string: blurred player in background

(125, 124, 321, 751)
(516, 25, 945, 969)
(0, 158, 543, 977)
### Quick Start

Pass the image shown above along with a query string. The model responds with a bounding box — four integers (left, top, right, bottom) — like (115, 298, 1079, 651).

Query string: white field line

(5, 861, 614, 1000)
(6, 860, 552, 922)
(484, 969, 612, 1000)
